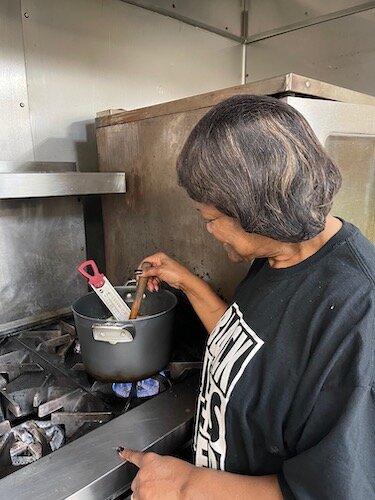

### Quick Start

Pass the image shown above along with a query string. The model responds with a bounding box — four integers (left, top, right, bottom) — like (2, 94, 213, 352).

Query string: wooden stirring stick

(129, 262, 152, 319)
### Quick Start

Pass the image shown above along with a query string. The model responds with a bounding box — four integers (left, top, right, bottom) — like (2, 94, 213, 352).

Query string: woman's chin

(228, 253, 245, 263)
(224, 244, 244, 263)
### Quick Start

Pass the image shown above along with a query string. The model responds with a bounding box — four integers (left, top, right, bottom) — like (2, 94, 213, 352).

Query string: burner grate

(0, 319, 201, 480)
(0, 419, 64, 472)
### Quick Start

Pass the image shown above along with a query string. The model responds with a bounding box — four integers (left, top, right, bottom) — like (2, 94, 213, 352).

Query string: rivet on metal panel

(24, 12, 29, 18)
(19, 102, 25, 108)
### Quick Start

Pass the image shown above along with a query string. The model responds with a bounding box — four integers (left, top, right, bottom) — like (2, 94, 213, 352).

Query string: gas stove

(0, 318, 202, 499)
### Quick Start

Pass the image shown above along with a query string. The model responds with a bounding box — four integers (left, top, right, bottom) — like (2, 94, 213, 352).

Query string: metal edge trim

(95, 74, 291, 127)
(0, 172, 126, 199)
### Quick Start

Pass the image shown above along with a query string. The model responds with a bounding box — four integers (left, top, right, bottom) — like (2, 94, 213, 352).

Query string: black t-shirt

(194, 220, 375, 499)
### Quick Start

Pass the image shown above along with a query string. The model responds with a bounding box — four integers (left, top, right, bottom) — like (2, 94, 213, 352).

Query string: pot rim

(71, 286, 177, 323)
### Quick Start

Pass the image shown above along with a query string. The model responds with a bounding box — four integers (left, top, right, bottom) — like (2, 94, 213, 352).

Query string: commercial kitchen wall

(0, 0, 375, 170)
(1, 0, 374, 268)
(245, 0, 375, 96)
(0, 0, 242, 268)
(1, 0, 242, 163)
(2, 0, 373, 169)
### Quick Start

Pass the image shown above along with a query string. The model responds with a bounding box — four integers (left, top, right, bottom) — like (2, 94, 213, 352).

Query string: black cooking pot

(72, 286, 177, 382)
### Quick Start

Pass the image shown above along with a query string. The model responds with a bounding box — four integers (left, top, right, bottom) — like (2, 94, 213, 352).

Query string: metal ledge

(96, 73, 375, 129)
(0, 172, 126, 199)
(0, 161, 77, 173)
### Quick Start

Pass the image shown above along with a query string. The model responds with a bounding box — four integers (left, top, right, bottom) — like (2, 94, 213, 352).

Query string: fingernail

(117, 446, 125, 453)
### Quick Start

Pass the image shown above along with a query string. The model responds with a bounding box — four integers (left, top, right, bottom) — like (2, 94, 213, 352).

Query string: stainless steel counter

(0, 374, 199, 500)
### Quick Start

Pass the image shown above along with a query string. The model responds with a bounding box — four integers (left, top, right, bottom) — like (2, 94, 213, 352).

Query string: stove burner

(0, 319, 200, 480)
(0, 420, 64, 467)
(112, 371, 168, 398)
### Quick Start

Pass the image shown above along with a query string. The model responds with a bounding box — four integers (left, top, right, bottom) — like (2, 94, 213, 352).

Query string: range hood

(0, 161, 126, 199)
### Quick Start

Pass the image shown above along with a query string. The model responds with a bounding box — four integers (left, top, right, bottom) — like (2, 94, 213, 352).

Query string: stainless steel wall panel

(0, 0, 33, 160)
(248, 0, 374, 35)
(1, 0, 242, 331)
(120, 0, 244, 39)
(0, 197, 87, 333)
(21, 0, 242, 171)
(246, 10, 375, 96)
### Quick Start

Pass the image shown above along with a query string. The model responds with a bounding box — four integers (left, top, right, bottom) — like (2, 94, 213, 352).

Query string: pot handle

(92, 322, 135, 345)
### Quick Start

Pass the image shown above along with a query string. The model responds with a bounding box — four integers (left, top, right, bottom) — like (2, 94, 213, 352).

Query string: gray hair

(176, 95, 342, 242)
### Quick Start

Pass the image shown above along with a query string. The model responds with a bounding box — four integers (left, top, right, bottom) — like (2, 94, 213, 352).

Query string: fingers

(147, 277, 160, 292)
(134, 257, 163, 291)
(138, 252, 167, 270)
(133, 252, 187, 291)
(133, 273, 160, 292)
(117, 448, 144, 468)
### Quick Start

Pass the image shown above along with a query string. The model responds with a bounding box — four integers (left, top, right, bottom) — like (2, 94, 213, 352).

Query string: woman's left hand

(118, 449, 195, 499)
(118, 448, 283, 500)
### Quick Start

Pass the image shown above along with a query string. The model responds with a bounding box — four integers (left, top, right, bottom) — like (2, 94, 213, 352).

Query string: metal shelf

(0, 162, 126, 199)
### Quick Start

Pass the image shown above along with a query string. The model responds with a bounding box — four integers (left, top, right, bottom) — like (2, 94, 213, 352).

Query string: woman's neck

(267, 215, 343, 269)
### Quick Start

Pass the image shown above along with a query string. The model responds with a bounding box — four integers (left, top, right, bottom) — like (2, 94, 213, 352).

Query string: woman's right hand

(137, 252, 227, 333)
(137, 252, 193, 292)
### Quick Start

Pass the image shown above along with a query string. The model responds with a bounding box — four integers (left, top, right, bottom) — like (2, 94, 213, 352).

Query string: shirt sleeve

(278, 385, 375, 500)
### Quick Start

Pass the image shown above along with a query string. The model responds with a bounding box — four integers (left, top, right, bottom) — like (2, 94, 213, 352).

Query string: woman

(118, 95, 375, 499)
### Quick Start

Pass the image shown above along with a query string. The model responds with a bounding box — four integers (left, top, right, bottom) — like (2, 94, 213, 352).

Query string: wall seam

(20, 0, 36, 160)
